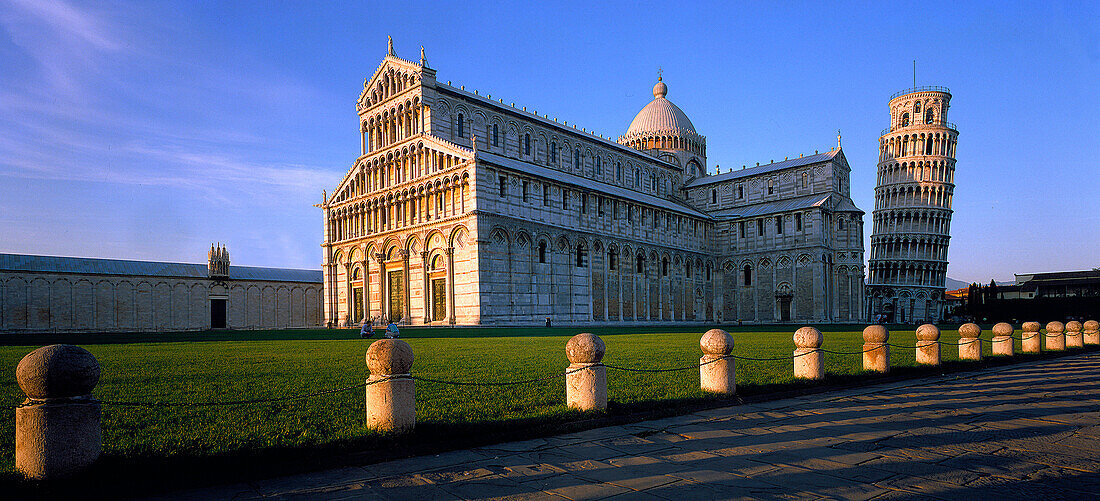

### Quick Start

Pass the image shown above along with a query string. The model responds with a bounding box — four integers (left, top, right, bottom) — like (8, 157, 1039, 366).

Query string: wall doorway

(210, 298, 226, 328)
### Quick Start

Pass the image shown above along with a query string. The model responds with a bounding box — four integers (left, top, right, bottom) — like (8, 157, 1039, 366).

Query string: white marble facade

(321, 42, 865, 326)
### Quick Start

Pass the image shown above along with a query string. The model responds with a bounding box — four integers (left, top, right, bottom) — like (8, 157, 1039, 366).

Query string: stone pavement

(156, 353, 1100, 500)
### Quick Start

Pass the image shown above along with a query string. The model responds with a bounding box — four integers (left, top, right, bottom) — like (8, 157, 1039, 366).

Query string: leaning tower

(867, 86, 957, 323)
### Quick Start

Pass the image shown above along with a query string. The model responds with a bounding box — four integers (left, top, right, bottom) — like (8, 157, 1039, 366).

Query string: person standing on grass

(385, 322, 400, 339)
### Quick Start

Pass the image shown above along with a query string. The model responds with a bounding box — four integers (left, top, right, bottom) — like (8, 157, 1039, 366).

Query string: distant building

(1014, 270, 1100, 298)
(866, 86, 959, 323)
(319, 41, 865, 327)
(0, 246, 322, 333)
(964, 270, 1100, 322)
(943, 286, 968, 316)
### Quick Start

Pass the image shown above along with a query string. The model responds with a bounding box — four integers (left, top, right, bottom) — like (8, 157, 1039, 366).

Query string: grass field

(0, 324, 1076, 495)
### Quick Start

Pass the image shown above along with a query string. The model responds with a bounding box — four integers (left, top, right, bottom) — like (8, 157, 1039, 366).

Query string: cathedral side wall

(0, 272, 322, 333)
(475, 213, 720, 325)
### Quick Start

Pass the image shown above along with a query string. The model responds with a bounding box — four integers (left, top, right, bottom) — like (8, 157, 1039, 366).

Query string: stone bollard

(565, 333, 607, 411)
(1045, 321, 1066, 351)
(915, 324, 941, 366)
(958, 323, 982, 361)
(793, 327, 824, 380)
(1065, 321, 1084, 348)
(699, 329, 736, 395)
(1084, 320, 1100, 345)
(1021, 321, 1042, 353)
(862, 325, 889, 373)
(991, 322, 1015, 356)
(15, 345, 102, 480)
(365, 339, 415, 433)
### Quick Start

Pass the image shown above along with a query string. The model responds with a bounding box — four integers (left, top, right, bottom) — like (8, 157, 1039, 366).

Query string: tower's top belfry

(884, 86, 954, 137)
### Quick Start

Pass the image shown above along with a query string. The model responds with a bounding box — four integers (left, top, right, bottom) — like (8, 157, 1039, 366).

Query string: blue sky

(0, 1, 1096, 283)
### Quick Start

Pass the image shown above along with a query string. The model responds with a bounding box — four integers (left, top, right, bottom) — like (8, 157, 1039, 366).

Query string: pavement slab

(150, 352, 1100, 500)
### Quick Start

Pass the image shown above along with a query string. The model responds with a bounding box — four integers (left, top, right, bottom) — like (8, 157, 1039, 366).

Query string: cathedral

(320, 40, 865, 326)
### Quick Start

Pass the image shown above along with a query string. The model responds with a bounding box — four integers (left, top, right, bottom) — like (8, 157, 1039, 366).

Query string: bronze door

(353, 288, 364, 323)
(431, 278, 446, 320)
(388, 270, 404, 322)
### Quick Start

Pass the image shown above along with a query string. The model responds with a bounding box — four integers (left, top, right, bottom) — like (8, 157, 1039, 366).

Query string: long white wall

(0, 272, 322, 333)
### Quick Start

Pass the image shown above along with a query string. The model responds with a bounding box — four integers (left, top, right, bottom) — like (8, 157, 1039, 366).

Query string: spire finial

(420, 45, 426, 66)
(652, 68, 668, 99)
(837, 129, 842, 149)
(387, 36, 395, 56)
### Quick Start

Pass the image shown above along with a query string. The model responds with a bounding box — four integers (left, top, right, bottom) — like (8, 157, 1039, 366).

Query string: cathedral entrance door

(352, 288, 364, 323)
(431, 278, 446, 321)
(388, 270, 404, 322)
(778, 297, 792, 321)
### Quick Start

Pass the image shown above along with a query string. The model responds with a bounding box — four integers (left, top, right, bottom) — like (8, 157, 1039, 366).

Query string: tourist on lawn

(360, 319, 374, 339)
(385, 322, 400, 339)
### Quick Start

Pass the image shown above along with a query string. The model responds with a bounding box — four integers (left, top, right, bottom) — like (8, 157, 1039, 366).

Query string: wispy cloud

(0, 0, 127, 95)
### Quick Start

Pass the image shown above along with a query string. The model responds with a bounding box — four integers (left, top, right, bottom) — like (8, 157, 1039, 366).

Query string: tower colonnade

(867, 87, 957, 324)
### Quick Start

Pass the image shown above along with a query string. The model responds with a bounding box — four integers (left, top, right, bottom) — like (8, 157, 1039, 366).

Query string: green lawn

(0, 324, 1073, 495)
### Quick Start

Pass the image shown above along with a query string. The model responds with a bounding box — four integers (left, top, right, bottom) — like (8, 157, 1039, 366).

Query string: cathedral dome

(625, 77, 697, 136)
(619, 76, 706, 165)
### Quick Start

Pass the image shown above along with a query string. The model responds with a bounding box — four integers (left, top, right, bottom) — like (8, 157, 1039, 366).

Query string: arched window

(608, 250, 617, 271)
(636, 254, 645, 273)
(574, 149, 581, 168)
(706, 263, 712, 281)
(431, 254, 443, 271)
(743, 265, 752, 286)
(524, 133, 531, 155)
(538, 241, 547, 263)
(492, 123, 499, 146)
(711, 189, 717, 204)
(662, 257, 669, 276)
(901, 112, 910, 127)
(925, 109, 934, 125)
(634, 169, 640, 187)
(914, 101, 922, 114)
(616, 162, 622, 182)
(575, 245, 588, 268)
(594, 156, 602, 175)
(457, 113, 464, 137)
(550, 141, 557, 163)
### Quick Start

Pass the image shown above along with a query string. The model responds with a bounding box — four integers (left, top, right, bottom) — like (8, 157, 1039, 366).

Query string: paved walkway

(158, 353, 1100, 500)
